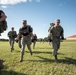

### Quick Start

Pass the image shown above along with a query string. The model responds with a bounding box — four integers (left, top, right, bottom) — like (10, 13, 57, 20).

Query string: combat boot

(30, 50, 32, 55)
(54, 55, 58, 62)
(20, 54, 23, 62)
(12, 48, 14, 50)
(28, 48, 33, 55)
(11, 48, 12, 52)
(31, 52, 32, 55)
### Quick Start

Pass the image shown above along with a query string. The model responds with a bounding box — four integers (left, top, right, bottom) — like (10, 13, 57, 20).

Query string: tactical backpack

(0, 10, 7, 33)
(48, 23, 55, 42)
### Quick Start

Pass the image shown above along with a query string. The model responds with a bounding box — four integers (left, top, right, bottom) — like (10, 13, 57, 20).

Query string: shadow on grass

(26, 56, 76, 65)
(38, 56, 76, 65)
(26, 51, 64, 55)
(60, 57, 76, 65)
(36, 47, 52, 49)
(0, 59, 5, 70)
(15, 50, 20, 53)
(30, 51, 52, 54)
(0, 70, 29, 75)
(0, 60, 30, 75)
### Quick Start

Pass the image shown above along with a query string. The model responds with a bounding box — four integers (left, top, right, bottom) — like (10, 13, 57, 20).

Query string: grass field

(0, 40, 76, 75)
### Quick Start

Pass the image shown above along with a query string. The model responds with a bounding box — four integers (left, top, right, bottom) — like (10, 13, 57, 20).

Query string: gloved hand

(15, 39, 18, 43)
(61, 36, 64, 40)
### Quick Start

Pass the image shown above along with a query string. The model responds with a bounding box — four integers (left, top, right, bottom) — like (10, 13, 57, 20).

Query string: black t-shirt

(19, 25, 33, 36)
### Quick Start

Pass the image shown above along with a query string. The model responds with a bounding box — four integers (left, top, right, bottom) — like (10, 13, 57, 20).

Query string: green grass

(0, 41, 76, 75)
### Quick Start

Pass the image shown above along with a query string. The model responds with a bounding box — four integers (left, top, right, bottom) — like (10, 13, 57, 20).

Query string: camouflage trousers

(20, 35, 32, 61)
(9, 38, 15, 51)
(52, 37, 60, 56)
(32, 40, 36, 49)
(18, 39, 21, 48)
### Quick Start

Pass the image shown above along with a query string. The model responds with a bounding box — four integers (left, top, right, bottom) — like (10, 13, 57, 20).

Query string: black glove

(15, 39, 18, 43)
(61, 36, 64, 40)
(48, 39, 52, 42)
(31, 39, 34, 42)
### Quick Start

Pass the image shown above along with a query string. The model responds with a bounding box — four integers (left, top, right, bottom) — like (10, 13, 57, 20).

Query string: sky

(0, 0, 76, 39)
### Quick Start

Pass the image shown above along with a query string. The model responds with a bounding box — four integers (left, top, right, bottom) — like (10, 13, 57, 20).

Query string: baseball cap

(56, 19, 60, 23)
(23, 20, 27, 23)
(11, 27, 14, 29)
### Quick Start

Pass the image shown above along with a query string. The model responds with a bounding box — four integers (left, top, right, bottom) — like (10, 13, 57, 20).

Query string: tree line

(0, 37, 48, 42)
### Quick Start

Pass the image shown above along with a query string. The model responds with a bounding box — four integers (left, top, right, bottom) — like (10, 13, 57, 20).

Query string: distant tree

(44, 37, 48, 42)
(0, 39, 9, 41)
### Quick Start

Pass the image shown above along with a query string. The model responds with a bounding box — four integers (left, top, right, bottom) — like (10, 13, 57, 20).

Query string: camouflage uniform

(19, 20, 33, 62)
(50, 19, 64, 61)
(8, 27, 17, 52)
(18, 37, 22, 48)
(32, 34, 37, 49)
(16, 33, 22, 48)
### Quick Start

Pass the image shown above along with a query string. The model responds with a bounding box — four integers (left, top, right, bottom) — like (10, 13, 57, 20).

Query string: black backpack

(0, 10, 7, 33)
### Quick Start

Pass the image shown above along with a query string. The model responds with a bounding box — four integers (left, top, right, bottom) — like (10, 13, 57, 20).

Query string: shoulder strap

(0, 10, 5, 18)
